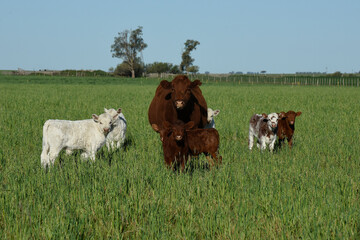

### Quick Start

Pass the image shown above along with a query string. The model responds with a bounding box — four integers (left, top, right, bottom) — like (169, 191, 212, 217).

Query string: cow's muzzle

(175, 100, 185, 109)
(175, 135, 183, 141)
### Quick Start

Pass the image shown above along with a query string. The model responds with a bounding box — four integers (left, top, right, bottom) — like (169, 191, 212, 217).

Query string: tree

(111, 26, 147, 78)
(146, 62, 172, 76)
(186, 65, 199, 74)
(180, 39, 200, 73)
(146, 62, 181, 76)
(114, 59, 144, 77)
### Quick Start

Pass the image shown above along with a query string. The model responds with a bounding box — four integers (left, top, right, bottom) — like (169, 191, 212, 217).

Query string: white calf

(205, 108, 220, 129)
(248, 112, 280, 152)
(104, 108, 127, 151)
(41, 112, 117, 168)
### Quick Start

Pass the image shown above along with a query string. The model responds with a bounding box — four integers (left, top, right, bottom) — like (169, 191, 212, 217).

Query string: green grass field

(1, 75, 359, 239)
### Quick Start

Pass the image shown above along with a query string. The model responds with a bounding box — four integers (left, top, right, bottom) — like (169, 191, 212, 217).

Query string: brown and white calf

(277, 111, 302, 148)
(248, 112, 282, 152)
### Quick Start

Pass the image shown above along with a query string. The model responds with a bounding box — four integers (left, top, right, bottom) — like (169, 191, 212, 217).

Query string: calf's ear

(296, 111, 302, 117)
(261, 113, 268, 118)
(190, 80, 202, 88)
(92, 114, 99, 122)
(160, 80, 172, 89)
(185, 121, 195, 130)
(104, 108, 109, 113)
(213, 109, 220, 116)
(163, 121, 172, 130)
(151, 124, 160, 132)
(278, 112, 286, 119)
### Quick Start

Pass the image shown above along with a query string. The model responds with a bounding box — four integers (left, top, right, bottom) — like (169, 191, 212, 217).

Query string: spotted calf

(248, 112, 282, 152)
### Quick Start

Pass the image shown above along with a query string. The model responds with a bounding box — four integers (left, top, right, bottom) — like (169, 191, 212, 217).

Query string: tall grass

(0, 76, 359, 238)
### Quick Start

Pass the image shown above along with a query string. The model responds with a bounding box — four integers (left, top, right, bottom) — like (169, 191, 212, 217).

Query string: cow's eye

(100, 122, 103, 124)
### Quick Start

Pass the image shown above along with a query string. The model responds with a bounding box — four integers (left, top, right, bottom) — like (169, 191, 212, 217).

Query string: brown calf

(277, 111, 302, 148)
(186, 128, 222, 168)
(152, 120, 222, 170)
(151, 120, 194, 171)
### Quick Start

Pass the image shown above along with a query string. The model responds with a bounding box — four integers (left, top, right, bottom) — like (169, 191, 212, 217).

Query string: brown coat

(277, 111, 302, 148)
(152, 121, 194, 171)
(187, 128, 222, 167)
(148, 75, 208, 130)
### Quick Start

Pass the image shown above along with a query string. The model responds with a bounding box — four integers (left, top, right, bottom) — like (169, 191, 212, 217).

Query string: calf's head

(281, 111, 302, 125)
(160, 75, 202, 110)
(92, 112, 114, 135)
(262, 112, 279, 129)
(104, 108, 122, 125)
(163, 120, 195, 142)
(207, 108, 220, 124)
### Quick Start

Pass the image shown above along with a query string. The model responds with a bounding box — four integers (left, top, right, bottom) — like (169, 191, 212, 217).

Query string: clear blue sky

(1, 0, 359, 74)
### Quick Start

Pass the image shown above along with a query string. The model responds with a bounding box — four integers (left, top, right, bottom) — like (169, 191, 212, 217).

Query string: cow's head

(160, 75, 202, 110)
(163, 120, 194, 142)
(262, 112, 279, 129)
(104, 108, 122, 125)
(284, 111, 302, 126)
(92, 112, 114, 135)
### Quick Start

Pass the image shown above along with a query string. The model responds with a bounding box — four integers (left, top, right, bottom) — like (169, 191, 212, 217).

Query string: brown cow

(277, 111, 302, 148)
(148, 75, 208, 130)
(151, 120, 194, 171)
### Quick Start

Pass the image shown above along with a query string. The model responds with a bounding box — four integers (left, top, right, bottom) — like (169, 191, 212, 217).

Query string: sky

(1, 0, 359, 74)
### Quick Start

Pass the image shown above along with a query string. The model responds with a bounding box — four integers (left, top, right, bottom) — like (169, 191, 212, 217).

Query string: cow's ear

(213, 109, 220, 116)
(117, 108, 122, 114)
(278, 112, 286, 119)
(190, 80, 202, 88)
(160, 80, 172, 89)
(296, 111, 302, 117)
(104, 108, 109, 113)
(261, 113, 268, 118)
(163, 121, 172, 130)
(92, 114, 99, 122)
(185, 121, 195, 130)
(151, 124, 160, 132)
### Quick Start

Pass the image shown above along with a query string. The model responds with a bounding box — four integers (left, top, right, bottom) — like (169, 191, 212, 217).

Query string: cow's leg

(65, 149, 73, 155)
(260, 137, 267, 151)
(288, 136, 293, 148)
(48, 147, 61, 166)
(248, 131, 254, 150)
(81, 152, 89, 160)
(206, 154, 215, 168)
(41, 146, 50, 168)
(269, 138, 276, 152)
(106, 141, 111, 152)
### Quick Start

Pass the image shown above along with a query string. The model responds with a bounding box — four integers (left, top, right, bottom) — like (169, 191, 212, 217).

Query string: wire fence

(184, 74, 360, 87)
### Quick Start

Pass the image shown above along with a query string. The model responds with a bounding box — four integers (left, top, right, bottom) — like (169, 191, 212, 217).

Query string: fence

(183, 74, 360, 87)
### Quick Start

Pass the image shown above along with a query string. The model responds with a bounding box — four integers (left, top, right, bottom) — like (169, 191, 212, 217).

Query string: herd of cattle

(40, 75, 301, 170)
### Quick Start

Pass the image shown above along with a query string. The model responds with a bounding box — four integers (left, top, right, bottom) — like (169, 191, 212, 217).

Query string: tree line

(110, 26, 200, 78)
